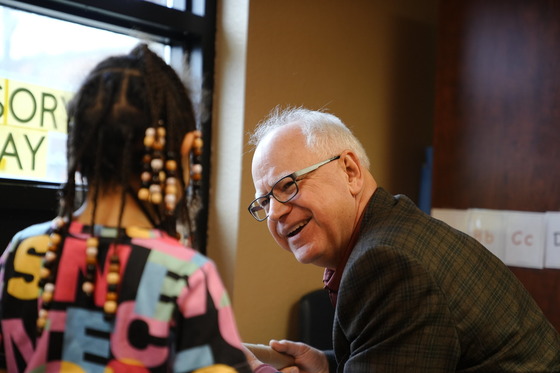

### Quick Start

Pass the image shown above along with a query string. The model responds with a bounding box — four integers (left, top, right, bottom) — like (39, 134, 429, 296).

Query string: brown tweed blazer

(332, 188, 560, 372)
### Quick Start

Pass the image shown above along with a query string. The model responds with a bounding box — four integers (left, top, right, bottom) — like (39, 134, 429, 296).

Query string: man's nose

(267, 196, 292, 221)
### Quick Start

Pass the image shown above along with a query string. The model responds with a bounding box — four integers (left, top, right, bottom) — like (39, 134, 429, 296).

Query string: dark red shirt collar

(323, 209, 366, 306)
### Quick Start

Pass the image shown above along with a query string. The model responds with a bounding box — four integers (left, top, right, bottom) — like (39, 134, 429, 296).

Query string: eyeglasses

(248, 155, 341, 221)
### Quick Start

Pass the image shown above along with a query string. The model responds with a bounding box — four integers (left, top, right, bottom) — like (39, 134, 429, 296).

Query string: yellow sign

(0, 78, 74, 183)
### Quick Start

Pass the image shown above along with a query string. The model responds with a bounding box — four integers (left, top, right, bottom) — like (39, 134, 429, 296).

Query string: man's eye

(278, 180, 296, 193)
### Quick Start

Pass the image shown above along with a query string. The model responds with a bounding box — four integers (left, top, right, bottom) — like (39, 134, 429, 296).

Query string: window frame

(0, 0, 216, 253)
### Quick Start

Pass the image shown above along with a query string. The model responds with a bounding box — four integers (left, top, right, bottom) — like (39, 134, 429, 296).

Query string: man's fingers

(270, 340, 306, 356)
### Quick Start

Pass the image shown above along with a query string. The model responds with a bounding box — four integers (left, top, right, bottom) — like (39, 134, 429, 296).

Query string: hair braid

(63, 44, 198, 242)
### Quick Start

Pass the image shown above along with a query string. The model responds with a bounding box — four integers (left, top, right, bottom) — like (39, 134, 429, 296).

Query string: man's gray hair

(249, 106, 370, 169)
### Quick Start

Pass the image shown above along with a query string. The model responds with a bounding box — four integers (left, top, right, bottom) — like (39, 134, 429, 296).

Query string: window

(0, 0, 216, 253)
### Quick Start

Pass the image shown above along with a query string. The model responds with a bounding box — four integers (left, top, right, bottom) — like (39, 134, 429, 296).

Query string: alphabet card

(504, 211, 546, 269)
(544, 212, 560, 269)
(431, 208, 469, 232)
(466, 209, 506, 262)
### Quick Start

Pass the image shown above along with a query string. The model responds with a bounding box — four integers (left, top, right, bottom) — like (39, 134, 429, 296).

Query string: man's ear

(342, 151, 364, 196)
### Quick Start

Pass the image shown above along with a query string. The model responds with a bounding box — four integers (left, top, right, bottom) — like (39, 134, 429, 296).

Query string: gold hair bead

(50, 233, 62, 246)
(44, 283, 55, 293)
(44, 250, 57, 263)
(151, 158, 163, 171)
(165, 159, 177, 171)
(165, 183, 177, 196)
(109, 263, 120, 273)
(144, 135, 155, 148)
(153, 140, 164, 151)
(138, 188, 150, 201)
(164, 194, 177, 211)
(104, 300, 118, 315)
(82, 281, 94, 295)
(151, 193, 162, 204)
(141, 171, 151, 182)
(37, 219, 66, 334)
(37, 316, 47, 330)
(38, 308, 48, 319)
(40, 267, 51, 279)
(86, 237, 98, 247)
(104, 251, 120, 317)
(42, 291, 53, 303)
(106, 272, 120, 285)
(191, 164, 203, 181)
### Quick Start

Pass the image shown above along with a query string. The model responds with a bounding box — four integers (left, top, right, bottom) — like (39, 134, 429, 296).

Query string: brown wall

(223, 0, 438, 343)
(433, 0, 560, 330)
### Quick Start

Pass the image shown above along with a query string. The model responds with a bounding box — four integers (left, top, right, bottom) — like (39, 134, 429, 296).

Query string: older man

(245, 107, 560, 373)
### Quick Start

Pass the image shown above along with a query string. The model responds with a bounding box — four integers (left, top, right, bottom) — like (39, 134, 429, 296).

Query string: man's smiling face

(251, 122, 356, 269)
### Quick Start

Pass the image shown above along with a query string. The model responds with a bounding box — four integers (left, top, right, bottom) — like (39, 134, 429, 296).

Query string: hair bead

(190, 131, 203, 186)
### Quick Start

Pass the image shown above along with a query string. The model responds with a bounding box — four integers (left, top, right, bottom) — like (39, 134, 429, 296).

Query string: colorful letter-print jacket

(0, 221, 251, 373)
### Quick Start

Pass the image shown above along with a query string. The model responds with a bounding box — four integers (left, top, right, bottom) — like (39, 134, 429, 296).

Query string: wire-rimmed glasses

(248, 155, 341, 221)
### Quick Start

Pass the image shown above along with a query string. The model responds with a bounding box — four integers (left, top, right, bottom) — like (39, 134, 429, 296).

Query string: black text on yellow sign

(1, 78, 74, 181)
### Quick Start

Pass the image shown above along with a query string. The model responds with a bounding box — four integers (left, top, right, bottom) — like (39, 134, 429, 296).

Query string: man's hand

(270, 340, 329, 373)
(243, 343, 295, 370)
(241, 344, 266, 371)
